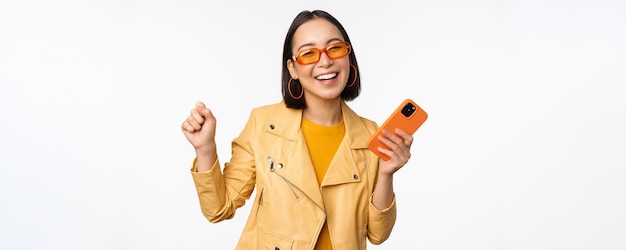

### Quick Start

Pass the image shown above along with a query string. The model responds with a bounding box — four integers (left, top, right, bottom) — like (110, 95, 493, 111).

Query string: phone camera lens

(401, 103, 416, 117)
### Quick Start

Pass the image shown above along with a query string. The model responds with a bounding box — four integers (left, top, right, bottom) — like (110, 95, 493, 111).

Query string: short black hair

(281, 10, 361, 109)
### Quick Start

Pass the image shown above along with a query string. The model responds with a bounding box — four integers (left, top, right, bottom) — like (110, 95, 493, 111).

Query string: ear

(287, 59, 299, 80)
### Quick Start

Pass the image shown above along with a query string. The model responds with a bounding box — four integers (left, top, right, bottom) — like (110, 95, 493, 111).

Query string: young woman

(181, 10, 414, 250)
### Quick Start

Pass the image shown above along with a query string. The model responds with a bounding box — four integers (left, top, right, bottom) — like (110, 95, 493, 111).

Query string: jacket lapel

(321, 101, 372, 187)
(264, 102, 324, 209)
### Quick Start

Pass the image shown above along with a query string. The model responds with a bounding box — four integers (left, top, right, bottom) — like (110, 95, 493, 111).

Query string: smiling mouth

(315, 72, 337, 80)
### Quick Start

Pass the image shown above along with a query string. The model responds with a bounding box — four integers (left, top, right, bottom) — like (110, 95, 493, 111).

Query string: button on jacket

(191, 100, 397, 250)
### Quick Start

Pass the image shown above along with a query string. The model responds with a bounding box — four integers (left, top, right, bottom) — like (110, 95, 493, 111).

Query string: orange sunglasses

(292, 42, 351, 65)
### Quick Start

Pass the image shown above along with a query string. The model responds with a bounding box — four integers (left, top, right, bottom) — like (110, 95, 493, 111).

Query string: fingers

(181, 101, 213, 132)
(394, 129, 414, 147)
(182, 111, 203, 131)
(378, 129, 413, 162)
(181, 120, 195, 132)
(381, 129, 413, 148)
(191, 106, 205, 123)
(195, 101, 215, 119)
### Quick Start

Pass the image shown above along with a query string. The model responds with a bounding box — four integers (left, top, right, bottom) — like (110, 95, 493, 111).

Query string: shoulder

(342, 102, 379, 132)
(243, 100, 301, 140)
(246, 100, 301, 127)
(248, 100, 288, 118)
(359, 116, 378, 131)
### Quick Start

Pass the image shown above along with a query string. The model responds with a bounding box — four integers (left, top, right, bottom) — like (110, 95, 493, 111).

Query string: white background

(1, 0, 625, 249)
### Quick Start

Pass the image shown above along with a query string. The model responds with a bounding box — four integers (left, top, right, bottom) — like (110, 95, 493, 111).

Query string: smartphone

(366, 99, 428, 161)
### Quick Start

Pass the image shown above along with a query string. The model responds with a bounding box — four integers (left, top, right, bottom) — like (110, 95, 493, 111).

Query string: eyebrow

(296, 38, 344, 52)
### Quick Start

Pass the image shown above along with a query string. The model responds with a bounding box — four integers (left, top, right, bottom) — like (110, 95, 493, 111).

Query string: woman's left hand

(376, 129, 413, 176)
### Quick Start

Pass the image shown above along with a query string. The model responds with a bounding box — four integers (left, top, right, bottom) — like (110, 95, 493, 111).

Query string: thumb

(195, 101, 213, 118)
(195, 101, 206, 110)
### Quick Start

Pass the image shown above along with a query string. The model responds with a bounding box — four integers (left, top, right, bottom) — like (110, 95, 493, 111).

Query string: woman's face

(287, 18, 351, 103)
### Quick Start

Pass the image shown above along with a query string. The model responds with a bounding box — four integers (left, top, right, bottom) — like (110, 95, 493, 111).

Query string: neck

(303, 99, 343, 126)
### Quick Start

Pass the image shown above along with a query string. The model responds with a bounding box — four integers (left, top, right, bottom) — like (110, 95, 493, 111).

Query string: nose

(317, 51, 333, 67)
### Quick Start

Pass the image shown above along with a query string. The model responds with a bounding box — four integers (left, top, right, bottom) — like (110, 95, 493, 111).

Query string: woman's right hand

(181, 101, 217, 155)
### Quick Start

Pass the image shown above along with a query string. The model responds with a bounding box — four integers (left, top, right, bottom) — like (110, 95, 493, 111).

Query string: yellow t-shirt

(302, 117, 345, 250)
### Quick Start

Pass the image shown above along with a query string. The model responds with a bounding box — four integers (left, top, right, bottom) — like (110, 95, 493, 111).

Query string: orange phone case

(366, 99, 428, 161)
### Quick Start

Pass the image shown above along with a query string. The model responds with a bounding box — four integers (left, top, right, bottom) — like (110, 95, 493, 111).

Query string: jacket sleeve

(366, 194, 397, 244)
(190, 111, 258, 223)
(364, 119, 397, 244)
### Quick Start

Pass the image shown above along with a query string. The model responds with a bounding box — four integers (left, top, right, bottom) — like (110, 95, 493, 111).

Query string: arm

(367, 128, 414, 244)
(182, 101, 218, 172)
(182, 102, 257, 223)
(372, 172, 395, 210)
(371, 129, 413, 209)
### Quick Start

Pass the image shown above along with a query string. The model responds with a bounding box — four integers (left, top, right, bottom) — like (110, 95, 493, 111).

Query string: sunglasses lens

(326, 43, 350, 59)
(294, 42, 351, 65)
(297, 49, 320, 65)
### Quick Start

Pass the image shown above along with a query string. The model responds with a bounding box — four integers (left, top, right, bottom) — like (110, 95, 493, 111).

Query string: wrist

(377, 172, 393, 181)
(195, 143, 216, 157)
(194, 143, 217, 172)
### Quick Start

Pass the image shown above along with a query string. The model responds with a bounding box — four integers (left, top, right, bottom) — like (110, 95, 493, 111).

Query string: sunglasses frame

(292, 42, 351, 65)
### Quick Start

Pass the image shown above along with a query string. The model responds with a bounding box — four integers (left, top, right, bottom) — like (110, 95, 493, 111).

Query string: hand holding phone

(366, 99, 428, 161)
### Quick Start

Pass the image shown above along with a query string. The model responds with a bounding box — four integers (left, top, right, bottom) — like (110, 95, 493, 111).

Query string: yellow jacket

(191, 100, 397, 250)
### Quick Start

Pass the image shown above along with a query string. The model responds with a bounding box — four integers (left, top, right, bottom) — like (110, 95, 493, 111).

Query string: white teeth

(316, 73, 337, 80)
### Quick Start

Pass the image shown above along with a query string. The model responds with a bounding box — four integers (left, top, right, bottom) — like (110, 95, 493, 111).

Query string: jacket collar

(264, 100, 371, 150)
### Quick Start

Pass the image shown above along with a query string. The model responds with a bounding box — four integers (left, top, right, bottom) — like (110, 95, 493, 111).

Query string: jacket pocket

(264, 232, 293, 250)
(255, 187, 264, 218)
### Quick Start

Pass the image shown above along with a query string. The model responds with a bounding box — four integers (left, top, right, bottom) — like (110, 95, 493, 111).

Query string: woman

(181, 10, 414, 250)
